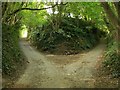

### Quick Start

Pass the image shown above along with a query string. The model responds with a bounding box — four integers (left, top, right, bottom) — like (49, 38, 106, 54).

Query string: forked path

(14, 40, 105, 88)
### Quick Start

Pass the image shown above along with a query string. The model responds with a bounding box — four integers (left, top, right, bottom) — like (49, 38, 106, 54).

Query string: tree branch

(9, 4, 58, 15)
(8, 2, 68, 15)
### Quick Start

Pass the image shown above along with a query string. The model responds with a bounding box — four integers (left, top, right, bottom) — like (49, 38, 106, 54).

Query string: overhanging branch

(9, 4, 58, 15)
(9, 3, 68, 15)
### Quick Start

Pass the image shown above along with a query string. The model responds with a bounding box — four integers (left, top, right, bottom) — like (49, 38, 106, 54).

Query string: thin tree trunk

(101, 2, 120, 30)
(2, 2, 8, 17)
(101, 2, 120, 54)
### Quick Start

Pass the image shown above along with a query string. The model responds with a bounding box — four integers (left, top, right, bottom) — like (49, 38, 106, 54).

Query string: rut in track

(14, 40, 105, 88)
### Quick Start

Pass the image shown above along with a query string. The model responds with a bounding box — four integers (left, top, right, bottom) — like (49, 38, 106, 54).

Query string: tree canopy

(2, 1, 120, 78)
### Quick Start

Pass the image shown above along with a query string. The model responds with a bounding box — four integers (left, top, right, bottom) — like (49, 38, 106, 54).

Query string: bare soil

(9, 40, 118, 88)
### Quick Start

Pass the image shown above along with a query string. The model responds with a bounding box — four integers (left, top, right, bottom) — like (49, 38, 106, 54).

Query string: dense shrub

(28, 17, 106, 54)
(2, 23, 24, 76)
(103, 41, 120, 78)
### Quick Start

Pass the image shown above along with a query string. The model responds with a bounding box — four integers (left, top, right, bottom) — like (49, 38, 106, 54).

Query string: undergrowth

(28, 17, 106, 54)
(2, 23, 25, 76)
(103, 37, 120, 78)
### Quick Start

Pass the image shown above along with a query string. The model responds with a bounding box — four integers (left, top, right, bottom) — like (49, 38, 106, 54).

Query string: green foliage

(65, 2, 107, 30)
(19, 2, 108, 55)
(20, 2, 48, 29)
(20, 10, 47, 27)
(103, 41, 120, 78)
(29, 16, 105, 54)
(2, 23, 23, 76)
(60, 17, 100, 49)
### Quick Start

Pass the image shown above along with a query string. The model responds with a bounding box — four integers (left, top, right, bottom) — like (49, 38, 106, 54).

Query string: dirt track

(14, 40, 105, 88)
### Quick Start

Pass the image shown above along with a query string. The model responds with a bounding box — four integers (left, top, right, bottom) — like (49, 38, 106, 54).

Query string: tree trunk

(101, 2, 120, 31)
(2, 2, 8, 17)
(101, 2, 120, 54)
